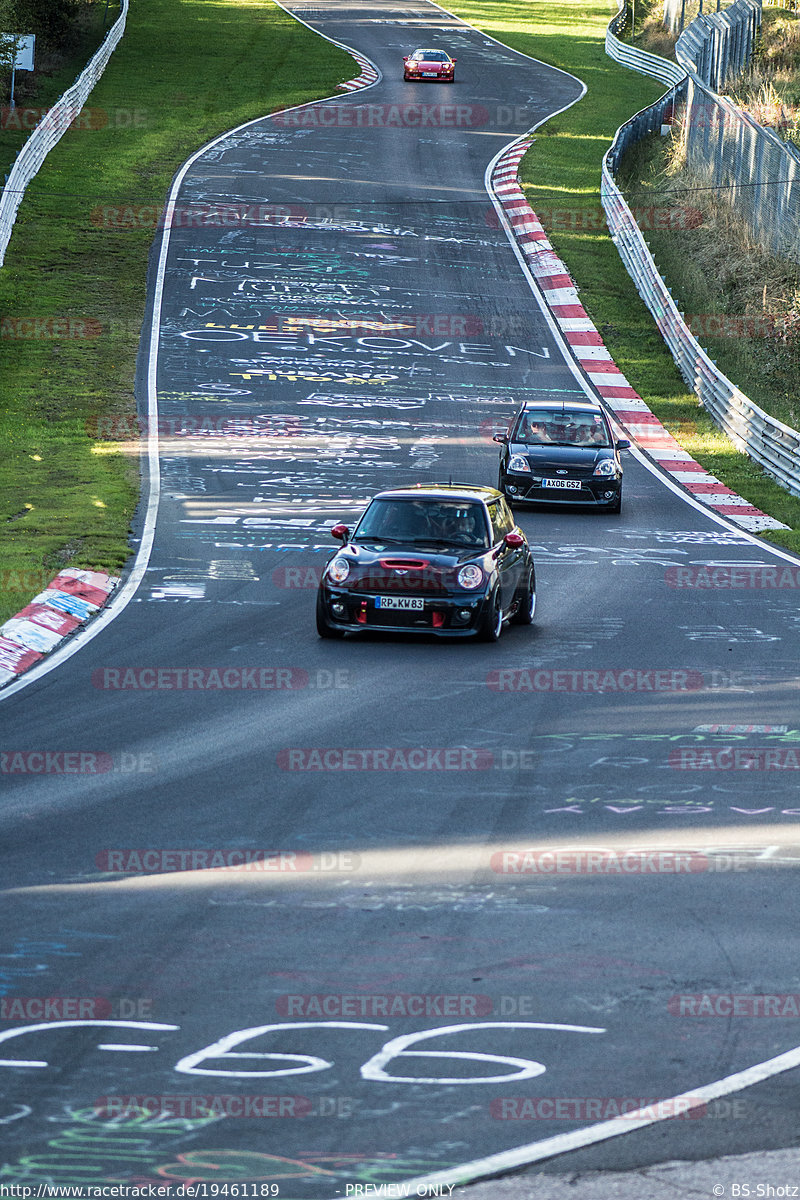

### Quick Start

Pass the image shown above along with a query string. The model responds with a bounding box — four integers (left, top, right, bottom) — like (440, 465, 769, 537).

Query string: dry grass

(726, 9, 800, 143)
(619, 130, 800, 428)
(755, 6, 800, 72)
(634, 7, 678, 58)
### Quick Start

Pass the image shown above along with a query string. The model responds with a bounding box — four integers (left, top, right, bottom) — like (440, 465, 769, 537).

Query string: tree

(0, 0, 81, 54)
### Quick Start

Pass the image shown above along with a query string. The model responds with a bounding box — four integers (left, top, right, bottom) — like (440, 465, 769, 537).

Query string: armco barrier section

(602, 158, 800, 495)
(604, 77, 689, 173)
(673, 0, 800, 263)
(606, 3, 687, 86)
(0, 0, 129, 267)
(675, 0, 760, 88)
(603, 0, 800, 497)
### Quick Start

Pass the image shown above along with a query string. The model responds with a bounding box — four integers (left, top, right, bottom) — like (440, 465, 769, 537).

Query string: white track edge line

(375, 1040, 800, 1193)
(0, 4, 382, 704)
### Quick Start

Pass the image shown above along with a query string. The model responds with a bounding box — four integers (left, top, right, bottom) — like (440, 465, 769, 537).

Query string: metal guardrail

(0, 0, 129, 266)
(605, 78, 690, 173)
(603, 0, 800, 497)
(605, 4, 687, 85)
(675, 0, 760, 89)
(679, 73, 800, 262)
(602, 154, 800, 494)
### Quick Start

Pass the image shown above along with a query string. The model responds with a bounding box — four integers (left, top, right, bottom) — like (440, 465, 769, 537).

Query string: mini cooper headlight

(593, 459, 617, 477)
(457, 564, 484, 590)
(328, 557, 351, 583)
(508, 454, 531, 473)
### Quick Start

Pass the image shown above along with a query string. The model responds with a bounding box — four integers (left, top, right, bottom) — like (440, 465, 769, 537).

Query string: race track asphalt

(2, 0, 800, 1192)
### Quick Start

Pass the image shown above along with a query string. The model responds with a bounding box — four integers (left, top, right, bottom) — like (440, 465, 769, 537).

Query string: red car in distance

(403, 48, 456, 82)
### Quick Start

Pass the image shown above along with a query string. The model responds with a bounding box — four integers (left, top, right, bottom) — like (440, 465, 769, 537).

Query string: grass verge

(0, 0, 353, 624)
(445, 0, 800, 555)
(0, 1, 116, 185)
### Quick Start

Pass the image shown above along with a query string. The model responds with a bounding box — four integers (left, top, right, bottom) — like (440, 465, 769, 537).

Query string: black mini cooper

(495, 401, 630, 512)
(316, 484, 536, 641)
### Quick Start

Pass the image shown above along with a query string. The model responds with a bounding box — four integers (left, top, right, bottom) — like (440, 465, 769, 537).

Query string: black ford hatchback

(316, 484, 536, 641)
(495, 401, 630, 512)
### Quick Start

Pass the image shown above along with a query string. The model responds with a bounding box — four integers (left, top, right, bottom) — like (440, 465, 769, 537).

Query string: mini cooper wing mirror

(615, 438, 631, 450)
(331, 523, 350, 541)
(504, 531, 525, 548)
(492, 433, 508, 444)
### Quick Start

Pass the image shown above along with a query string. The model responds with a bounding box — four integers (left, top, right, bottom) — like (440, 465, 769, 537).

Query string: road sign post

(4, 34, 35, 110)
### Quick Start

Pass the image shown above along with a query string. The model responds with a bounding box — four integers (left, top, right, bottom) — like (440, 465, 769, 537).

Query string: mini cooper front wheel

(476, 587, 504, 642)
(512, 566, 536, 625)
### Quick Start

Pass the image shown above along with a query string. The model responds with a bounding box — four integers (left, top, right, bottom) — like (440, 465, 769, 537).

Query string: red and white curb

(492, 139, 787, 534)
(338, 52, 380, 91)
(0, 569, 118, 689)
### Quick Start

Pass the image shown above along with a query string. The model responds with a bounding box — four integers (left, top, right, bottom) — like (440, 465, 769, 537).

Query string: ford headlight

(328, 557, 351, 583)
(508, 454, 531, 473)
(593, 459, 617, 477)
(457, 564, 484, 590)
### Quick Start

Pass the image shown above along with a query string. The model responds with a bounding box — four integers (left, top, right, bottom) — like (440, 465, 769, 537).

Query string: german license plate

(422, 70, 438, 76)
(542, 478, 581, 490)
(376, 596, 424, 611)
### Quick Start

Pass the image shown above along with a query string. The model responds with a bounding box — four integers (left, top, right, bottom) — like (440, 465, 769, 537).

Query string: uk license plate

(376, 596, 424, 611)
(542, 478, 581, 490)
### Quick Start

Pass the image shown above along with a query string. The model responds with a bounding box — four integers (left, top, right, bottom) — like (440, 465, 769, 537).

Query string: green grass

(445, 0, 800, 555)
(0, 2, 116, 185)
(0, 0, 353, 623)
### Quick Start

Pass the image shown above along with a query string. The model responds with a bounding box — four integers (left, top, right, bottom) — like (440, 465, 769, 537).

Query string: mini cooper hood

(343, 541, 486, 568)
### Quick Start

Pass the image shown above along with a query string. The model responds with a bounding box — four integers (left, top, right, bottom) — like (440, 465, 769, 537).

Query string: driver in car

(426, 505, 461, 540)
(524, 418, 552, 443)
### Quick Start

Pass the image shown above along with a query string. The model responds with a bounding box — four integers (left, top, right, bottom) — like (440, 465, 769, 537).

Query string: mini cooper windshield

(355, 498, 490, 548)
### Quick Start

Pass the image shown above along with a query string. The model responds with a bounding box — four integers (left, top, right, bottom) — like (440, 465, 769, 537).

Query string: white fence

(603, 0, 800, 496)
(0, 0, 129, 266)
